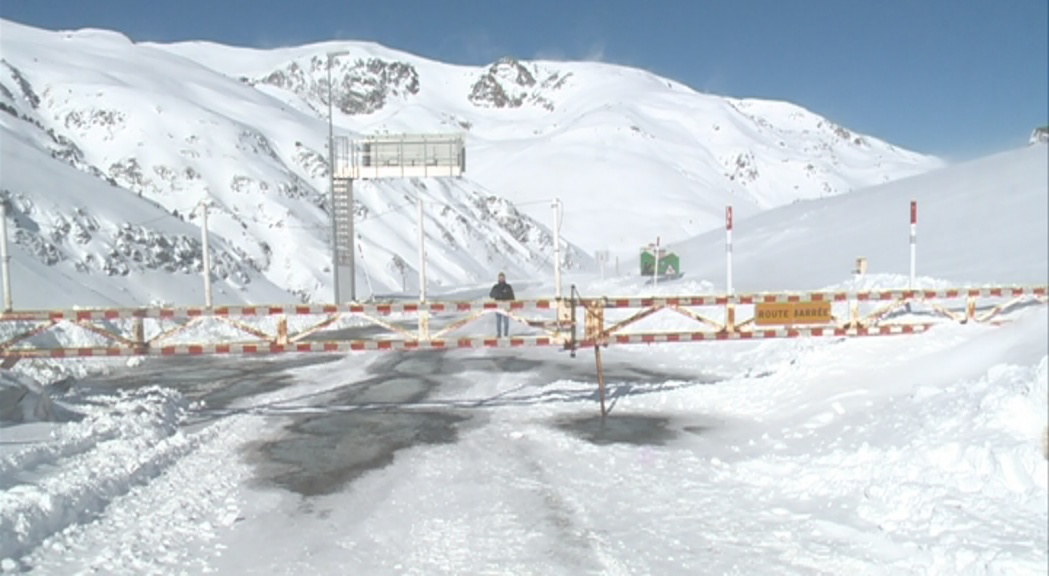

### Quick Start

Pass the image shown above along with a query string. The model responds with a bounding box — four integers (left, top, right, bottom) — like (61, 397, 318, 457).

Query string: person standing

(489, 272, 515, 337)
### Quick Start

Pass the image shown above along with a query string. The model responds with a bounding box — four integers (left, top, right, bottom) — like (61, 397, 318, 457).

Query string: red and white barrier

(1, 286, 1045, 323)
(600, 324, 931, 346)
(1, 284, 1045, 362)
(3, 324, 947, 360)
(8, 336, 562, 359)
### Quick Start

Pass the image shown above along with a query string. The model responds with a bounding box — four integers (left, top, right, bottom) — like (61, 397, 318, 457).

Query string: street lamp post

(327, 53, 339, 304)
(1, 200, 12, 311)
(552, 198, 562, 300)
(326, 50, 356, 303)
(196, 200, 213, 308)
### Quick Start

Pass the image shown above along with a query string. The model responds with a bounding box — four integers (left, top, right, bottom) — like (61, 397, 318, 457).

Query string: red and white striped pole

(726, 206, 734, 295)
(909, 200, 917, 289)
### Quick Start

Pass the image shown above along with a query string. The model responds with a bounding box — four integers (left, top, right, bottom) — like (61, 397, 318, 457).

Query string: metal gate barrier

(2, 285, 1043, 365)
(3, 285, 1044, 414)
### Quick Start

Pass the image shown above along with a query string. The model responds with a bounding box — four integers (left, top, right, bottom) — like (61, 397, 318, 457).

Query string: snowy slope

(0, 22, 589, 307)
(667, 144, 1049, 292)
(1, 19, 942, 309)
(0, 126, 293, 307)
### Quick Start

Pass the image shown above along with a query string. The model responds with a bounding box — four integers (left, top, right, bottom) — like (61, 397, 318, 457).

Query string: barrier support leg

(595, 344, 607, 417)
(133, 317, 144, 345)
(277, 316, 289, 345)
(132, 317, 146, 353)
(418, 311, 430, 341)
(567, 286, 579, 358)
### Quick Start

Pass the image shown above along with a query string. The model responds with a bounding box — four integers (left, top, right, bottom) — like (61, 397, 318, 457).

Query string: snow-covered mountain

(0, 19, 942, 308)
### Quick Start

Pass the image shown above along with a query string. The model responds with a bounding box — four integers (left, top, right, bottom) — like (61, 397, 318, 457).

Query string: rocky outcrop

(1030, 126, 1048, 145)
(468, 57, 570, 111)
(258, 56, 420, 115)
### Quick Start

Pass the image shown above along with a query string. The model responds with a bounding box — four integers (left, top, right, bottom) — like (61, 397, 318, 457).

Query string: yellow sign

(794, 302, 832, 324)
(755, 303, 793, 325)
(755, 302, 833, 326)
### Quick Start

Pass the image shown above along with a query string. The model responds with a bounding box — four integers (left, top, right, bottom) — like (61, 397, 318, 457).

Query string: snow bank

(0, 388, 187, 561)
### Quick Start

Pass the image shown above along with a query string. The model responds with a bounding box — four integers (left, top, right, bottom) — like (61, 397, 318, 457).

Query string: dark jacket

(489, 280, 515, 301)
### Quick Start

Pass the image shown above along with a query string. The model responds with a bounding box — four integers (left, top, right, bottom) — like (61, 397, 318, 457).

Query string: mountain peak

(467, 57, 568, 110)
(0, 20, 943, 307)
(254, 53, 421, 116)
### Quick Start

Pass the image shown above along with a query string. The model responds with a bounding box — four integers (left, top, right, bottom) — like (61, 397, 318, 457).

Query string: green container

(640, 247, 680, 276)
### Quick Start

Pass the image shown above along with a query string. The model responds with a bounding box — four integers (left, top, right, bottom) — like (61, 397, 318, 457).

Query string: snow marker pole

(726, 206, 734, 295)
(909, 201, 917, 289)
(726, 205, 735, 332)
(850, 257, 867, 328)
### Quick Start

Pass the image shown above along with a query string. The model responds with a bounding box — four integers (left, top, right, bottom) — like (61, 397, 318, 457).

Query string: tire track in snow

(498, 423, 636, 576)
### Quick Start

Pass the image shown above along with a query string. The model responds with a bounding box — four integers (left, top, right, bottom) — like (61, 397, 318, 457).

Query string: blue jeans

(495, 313, 509, 337)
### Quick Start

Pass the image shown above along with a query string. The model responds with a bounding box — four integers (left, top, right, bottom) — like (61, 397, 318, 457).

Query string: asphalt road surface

(76, 350, 718, 497)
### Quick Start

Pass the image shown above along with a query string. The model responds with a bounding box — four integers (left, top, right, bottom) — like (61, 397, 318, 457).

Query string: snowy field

(2, 307, 1046, 575)
(1, 145, 1048, 574)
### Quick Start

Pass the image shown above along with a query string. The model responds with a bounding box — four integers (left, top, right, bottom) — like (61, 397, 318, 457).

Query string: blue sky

(2, 0, 1046, 160)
